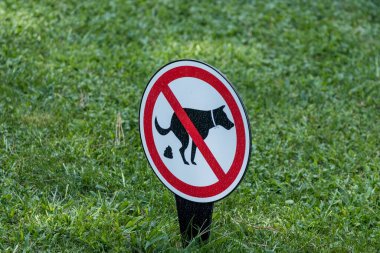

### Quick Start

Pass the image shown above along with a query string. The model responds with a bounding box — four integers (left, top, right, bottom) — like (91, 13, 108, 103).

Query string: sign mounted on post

(139, 60, 251, 203)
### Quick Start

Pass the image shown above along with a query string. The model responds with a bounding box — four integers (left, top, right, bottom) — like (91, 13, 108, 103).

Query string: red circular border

(143, 65, 247, 198)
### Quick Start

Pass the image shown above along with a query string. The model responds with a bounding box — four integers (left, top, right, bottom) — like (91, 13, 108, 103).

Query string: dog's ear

(218, 105, 226, 111)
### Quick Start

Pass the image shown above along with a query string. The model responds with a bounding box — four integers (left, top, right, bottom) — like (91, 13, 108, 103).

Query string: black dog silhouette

(155, 105, 234, 165)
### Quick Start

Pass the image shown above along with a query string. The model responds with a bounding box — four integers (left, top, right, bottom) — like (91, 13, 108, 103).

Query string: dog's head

(214, 105, 234, 130)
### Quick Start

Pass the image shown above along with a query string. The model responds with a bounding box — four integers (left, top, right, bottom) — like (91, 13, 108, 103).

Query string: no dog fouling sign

(139, 60, 251, 203)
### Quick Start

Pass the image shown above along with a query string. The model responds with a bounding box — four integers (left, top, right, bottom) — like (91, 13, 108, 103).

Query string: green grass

(0, 0, 379, 252)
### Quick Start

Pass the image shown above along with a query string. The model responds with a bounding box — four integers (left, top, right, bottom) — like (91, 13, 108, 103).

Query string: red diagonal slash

(161, 85, 226, 181)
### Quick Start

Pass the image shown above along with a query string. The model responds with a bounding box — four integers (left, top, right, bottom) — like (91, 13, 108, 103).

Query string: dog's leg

(191, 141, 197, 165)
(179, 135, 189, 165)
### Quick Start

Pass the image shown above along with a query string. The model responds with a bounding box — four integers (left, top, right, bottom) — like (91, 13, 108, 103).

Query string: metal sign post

(175, 194, 214, 245)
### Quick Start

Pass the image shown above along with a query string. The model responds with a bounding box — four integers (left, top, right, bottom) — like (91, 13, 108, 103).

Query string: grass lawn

(0, 0, 379, 252)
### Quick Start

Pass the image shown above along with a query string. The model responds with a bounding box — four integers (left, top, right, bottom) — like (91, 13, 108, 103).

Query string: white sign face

(140, 60, 251, 203)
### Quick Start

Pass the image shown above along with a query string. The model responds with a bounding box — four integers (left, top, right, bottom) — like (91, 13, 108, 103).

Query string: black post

(175, 194, 214, 247)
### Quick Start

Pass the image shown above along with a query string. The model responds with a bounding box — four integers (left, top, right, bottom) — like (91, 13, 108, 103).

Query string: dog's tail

(155, 117, 171, 135)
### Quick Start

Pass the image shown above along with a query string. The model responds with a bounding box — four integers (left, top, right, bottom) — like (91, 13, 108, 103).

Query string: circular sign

(139, 60, 251, 203)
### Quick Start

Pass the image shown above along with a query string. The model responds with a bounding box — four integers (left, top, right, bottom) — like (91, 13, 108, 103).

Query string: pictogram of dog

(155, 105, 234, 165)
